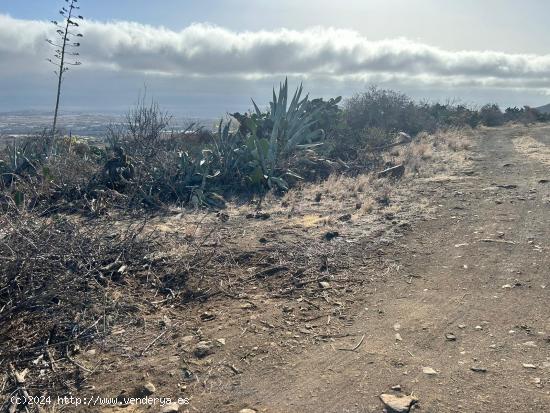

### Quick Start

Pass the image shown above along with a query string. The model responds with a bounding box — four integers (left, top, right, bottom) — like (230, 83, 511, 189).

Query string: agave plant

(235, 78, 325, 190)
(251, 78, 323, 168)
(209, 119, 247, 185)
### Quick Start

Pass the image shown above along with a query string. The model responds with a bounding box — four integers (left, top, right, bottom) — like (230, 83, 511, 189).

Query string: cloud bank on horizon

(1, 13, 549, 115)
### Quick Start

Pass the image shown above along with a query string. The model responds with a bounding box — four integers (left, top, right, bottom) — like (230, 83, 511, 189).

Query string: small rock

(522, 341, 537, 348)
(161, 315, 172, 327)
(161, 402, 180, 413)
(217, 211, 230, 222)
(523, 363, 538, 369)
(134, 381, 156, 397)
(393, 323, 401, 331)
(216, 338, 226, 346)
(143, 382, 156, 394)
(379, 393, 417, 413)
(239, 409, 257, 413)
(395, 333, 403, 342)
(319, 281, 331, 289)
(470, 366, 487, 373)
(458, 324, 466, 329)
(240, 302, 254, 309)
(475, 325, 483, 331)
(391, 385, 402, 391)
(194, 341, 214, 358)
(181, 368, 194, 381)
(200, 311, 216, 321)
(445, 333, 457, 341)
(496, 183, 517, 189)
(501, 284, 512, 289)
(398, 222, 411, 230)
(422, 367, 438, 375)
(323, 231, 339, 241)
(338, 213, 352, 222)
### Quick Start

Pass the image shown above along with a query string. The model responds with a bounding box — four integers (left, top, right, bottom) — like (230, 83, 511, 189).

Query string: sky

(1, 0, 550, 117)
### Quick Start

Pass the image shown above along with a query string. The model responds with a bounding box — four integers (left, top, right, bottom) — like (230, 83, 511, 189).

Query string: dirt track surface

(229, 126, 550, 413)
(66, 126, 549, 413)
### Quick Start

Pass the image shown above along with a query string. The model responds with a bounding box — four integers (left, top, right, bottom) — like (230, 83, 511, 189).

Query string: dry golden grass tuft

(512, 135, 550, 166)
(412, 143, 433, 160)
(401, 128, 474, 177)
(441, 129, 473, 151)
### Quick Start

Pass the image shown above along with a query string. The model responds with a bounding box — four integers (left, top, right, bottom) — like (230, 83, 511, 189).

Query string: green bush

(479, 104, 504, 126)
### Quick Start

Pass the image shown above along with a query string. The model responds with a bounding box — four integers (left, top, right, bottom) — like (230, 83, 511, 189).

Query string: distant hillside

(535, 103, 550, 114)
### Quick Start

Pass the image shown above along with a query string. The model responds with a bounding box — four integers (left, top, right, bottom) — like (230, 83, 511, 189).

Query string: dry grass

(262, 127, 474, 224)
(512, 135, 550, 166)
(440, 129, 473, 151)
(398, 128, 474, 178)
(395, 134, 434, 175)
(412, 143, 433, 160)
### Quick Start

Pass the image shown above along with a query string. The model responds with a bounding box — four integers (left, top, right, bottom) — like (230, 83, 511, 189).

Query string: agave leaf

(286, 121, 320, 150)
(295, 142, 324, 149)
(267, 176, 289, 190)
(14, 191, 24, 206)
(205, 170, 221, 179)
(249, 166, 264, 185)
(283, 170, 303, 180)
(251, 99, 262, 116)
(255, 138, 270, 160)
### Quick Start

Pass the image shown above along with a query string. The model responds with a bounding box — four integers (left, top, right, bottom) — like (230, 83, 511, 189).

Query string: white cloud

(1, 13, 550, 114)
(2, 13, 550, 87)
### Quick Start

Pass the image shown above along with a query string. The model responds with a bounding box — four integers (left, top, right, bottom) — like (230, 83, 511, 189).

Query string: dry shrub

(416, 131, 430, 140)
(354, 174, 371, 193)
(373, 178, 393, 206)
(397, 142, 427, 175)
(0, 215, 153, 351)
(0, 211, 218, 400)
(360, 198, 374, 213)
(412, 143, 433, 160)
(46, 151, 101, 187)
(276, 171, 378, 216)
(403, 153, 422, 174)
(389, 147, 401, 157)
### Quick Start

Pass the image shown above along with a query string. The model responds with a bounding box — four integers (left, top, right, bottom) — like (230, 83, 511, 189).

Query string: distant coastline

(0, 111, 216, 137)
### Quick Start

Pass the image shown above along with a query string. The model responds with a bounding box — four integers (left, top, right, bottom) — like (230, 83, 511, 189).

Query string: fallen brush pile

(0, 212, 215, 409)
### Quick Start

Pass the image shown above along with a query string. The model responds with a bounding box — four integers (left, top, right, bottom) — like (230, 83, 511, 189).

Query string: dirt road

(212, 126, 550, 412)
